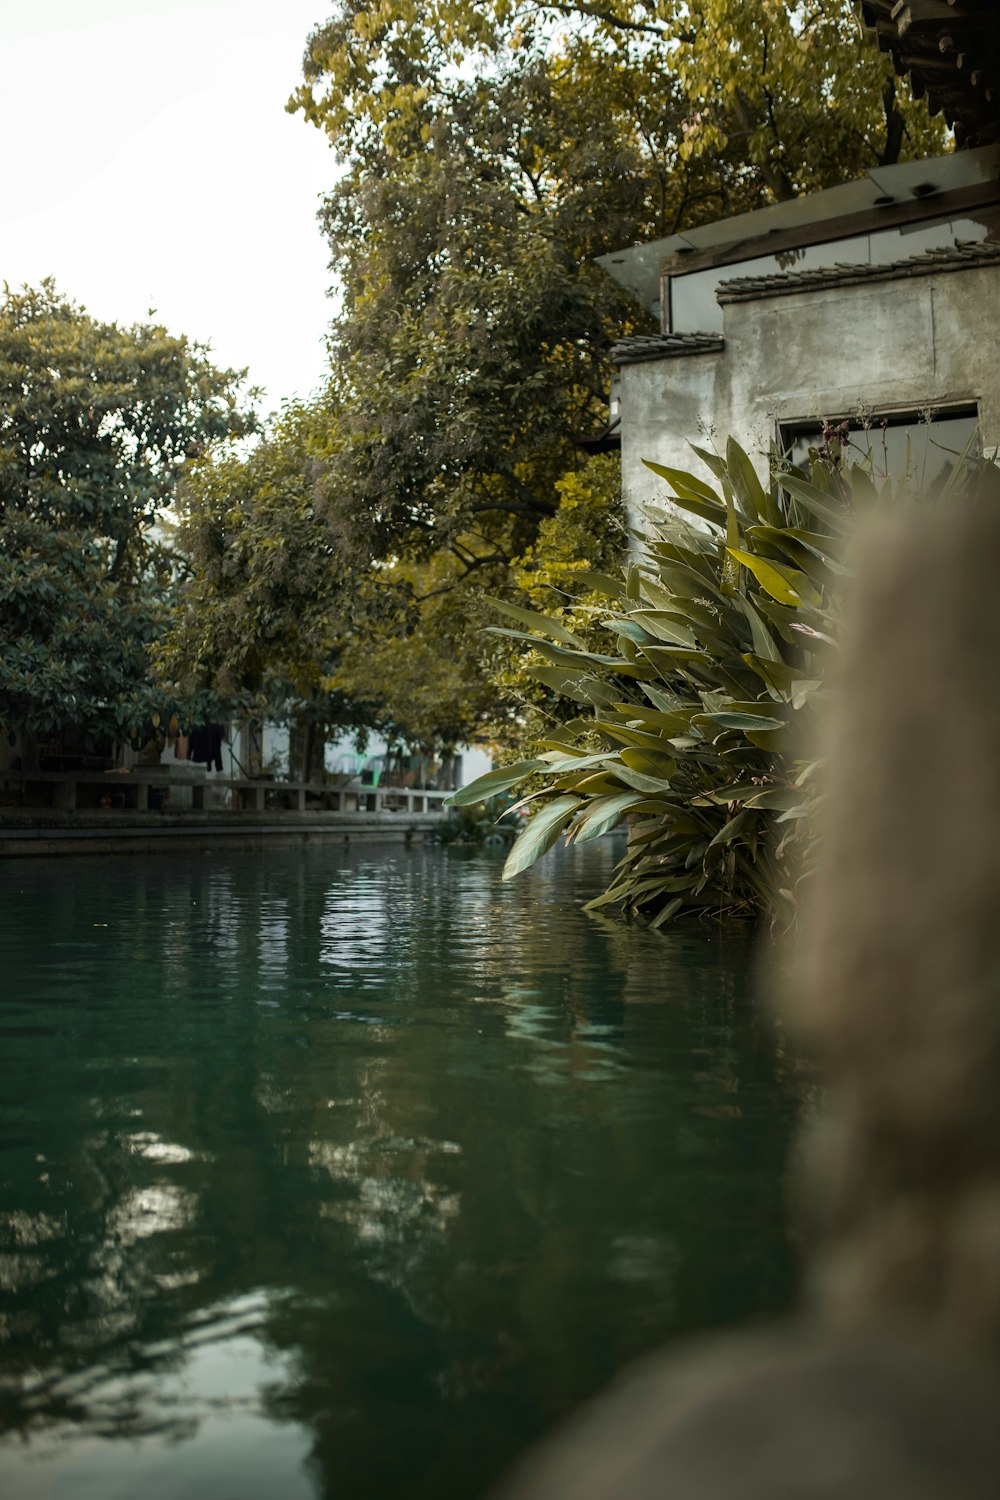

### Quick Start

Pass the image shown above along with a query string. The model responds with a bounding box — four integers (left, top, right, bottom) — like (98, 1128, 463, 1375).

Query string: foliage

(307, 117, 643, 577)
(455, 434, 1000, 927)
(158, 397, 400, 777)
(287, 0, 943, 573)
(431, 792, 520, 846)
(485, 451, 627, 748)
(452, 439, 857, 926)
(329, 549, 504, 751)
(160, 399, 344, 697)
(293, 1, 945, 208)
(162, 0, 943, 757)
(511, 452, 627, 610)
(160, 401, 500, 757)
(0, 281, 257, 750)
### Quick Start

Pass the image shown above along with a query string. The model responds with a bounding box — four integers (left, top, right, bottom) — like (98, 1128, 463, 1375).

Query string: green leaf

(612, 764, 675, 794)
(502, 795, 581, 879)
(739, 595, 783, 664)
(646, 555, 725, 602)
(690, 444, 734, 497)
(572, 570, 624, 599)
(627, 610, 697, 647)
(641, 683, 685, 714)
(708, 808, 756, 848)
(642, 459, 722, 506)
(790, 677, 822, 710)
(725, 547, 819, 607)
(744, 725, 792, 751)
(620, 747, 677, 780)
(642, 460, 726, 526)
(746, 523, 837, 561)
(483, 628, 584, 664)
(582, 881, 633, 912)
(743, 786, 805, 811)
(445, 759, 543, 807)
(846, 463, 880, 508)
(614, 702, 692, 735)
(529, 665, 621, 706)
(574, 790, 645, 842)
(600, 720, 688, 752)
(607, 618, 657, 645)
(778, 473, 847, 531)
(484, 595, 587, 648)
(725, 437, 770, 522)
(704, 781, 768, 804)
(649, 897, 684, 929)
(699, 710, 786, 731)
(537, 750, 613, 773)
(790, 623, 837, 649)
(636, 643, 707, 667)
(752, 595, 805, 643)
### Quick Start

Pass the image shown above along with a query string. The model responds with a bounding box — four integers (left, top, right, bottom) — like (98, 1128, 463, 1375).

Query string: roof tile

(611, 332, 724, 366)
(716, 238, 1000, 303)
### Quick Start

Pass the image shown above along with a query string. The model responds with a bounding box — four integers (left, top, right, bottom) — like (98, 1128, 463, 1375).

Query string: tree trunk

(879, 80, 906, 167)
(732, 91, 797, 203)
(302, 719, 317, 783)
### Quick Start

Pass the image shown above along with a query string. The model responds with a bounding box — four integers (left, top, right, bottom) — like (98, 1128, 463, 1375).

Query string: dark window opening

(779, 406, 979, 492)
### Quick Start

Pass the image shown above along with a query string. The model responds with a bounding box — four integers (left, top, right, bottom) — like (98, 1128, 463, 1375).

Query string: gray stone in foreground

(492, 1332, 1000, 1500)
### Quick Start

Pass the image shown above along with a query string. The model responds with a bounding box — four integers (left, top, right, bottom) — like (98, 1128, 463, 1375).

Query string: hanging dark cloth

(188, 724, 225, 772)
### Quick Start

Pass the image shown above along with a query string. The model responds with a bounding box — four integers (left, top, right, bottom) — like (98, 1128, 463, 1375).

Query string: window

(779, 406, 979, 492)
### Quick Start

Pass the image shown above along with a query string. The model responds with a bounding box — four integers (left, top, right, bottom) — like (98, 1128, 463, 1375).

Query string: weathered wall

(620, 264, 1000, 527)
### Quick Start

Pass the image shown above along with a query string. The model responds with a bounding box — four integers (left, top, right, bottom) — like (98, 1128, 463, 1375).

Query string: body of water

(0, 841, 798, 1499)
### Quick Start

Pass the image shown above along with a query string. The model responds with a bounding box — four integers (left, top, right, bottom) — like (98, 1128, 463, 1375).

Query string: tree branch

(414, 550, 509, 602)
(529, 0, 669, 37)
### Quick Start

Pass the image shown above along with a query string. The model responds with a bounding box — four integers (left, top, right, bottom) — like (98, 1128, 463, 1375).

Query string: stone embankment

(0, 778, 450, 858)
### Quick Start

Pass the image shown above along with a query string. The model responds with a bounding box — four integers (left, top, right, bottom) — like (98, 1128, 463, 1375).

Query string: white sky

(1, 0, 340, 416)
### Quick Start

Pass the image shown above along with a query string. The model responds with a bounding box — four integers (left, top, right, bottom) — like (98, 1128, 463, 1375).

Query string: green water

(0, 842, 798, 1500)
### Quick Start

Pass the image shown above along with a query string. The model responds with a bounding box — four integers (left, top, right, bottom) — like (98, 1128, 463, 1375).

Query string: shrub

(450, 438, 860, 927)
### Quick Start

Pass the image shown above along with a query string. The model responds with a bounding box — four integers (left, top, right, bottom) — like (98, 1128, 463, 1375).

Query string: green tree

(288, 0, 939, 691)
(158, 397, 392, 779)
(0, 281, 257, 756)
(293, 0, 945, 210)
(329, 454, 625, 756)
(165, 2, 944, 755)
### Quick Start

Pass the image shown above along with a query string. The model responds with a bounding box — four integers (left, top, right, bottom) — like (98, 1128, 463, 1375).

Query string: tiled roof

(716, 238, 1000, 303)
(611, 332, 724, 366)
(860, 1, 1000, 149)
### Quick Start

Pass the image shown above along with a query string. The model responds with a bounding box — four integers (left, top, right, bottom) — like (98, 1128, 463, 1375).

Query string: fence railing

(0, 769, 452, 818)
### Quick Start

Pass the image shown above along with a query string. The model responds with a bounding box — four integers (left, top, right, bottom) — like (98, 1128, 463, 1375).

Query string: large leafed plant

(450, 439, 863, 926)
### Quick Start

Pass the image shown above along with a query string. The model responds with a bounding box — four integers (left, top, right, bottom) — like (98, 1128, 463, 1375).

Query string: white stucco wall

(620, 263, 1000, 528)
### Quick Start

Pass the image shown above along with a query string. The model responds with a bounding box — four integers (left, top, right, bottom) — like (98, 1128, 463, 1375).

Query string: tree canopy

(293, 0, 945, 207)
(0, 281, 257, 752)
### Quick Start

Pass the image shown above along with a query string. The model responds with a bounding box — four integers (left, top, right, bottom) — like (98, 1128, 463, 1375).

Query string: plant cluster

(450, 440, 897, 926)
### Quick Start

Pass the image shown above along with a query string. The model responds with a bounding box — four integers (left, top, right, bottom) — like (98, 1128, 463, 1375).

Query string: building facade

(600, 145, 1000, 526)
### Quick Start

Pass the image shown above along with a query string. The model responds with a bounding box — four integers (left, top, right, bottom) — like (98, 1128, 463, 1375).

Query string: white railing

(0, 769, 452, 817)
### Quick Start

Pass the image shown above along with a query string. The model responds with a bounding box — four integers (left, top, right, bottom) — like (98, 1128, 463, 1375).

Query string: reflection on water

(0, 842, 798, 1500)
